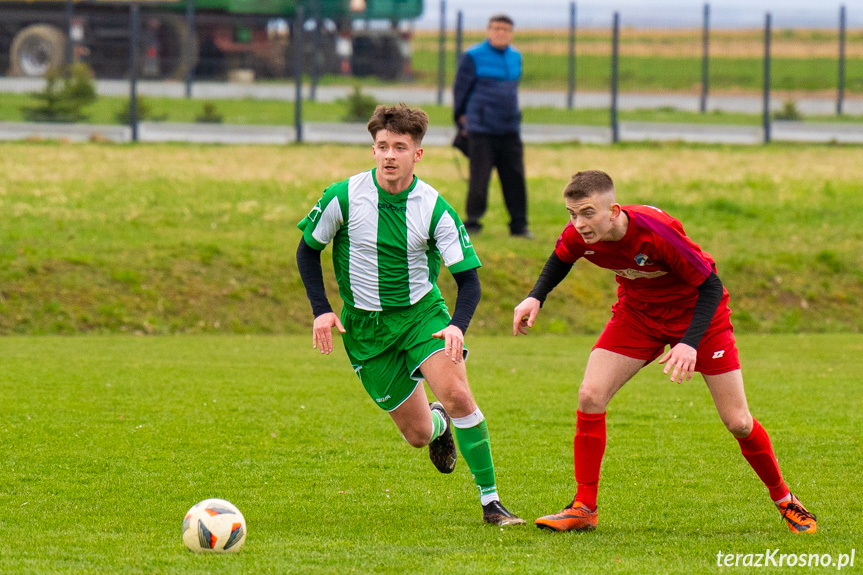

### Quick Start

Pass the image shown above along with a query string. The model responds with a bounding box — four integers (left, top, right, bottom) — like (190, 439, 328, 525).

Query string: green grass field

(1, 142, 862, 335)
(1, 334, 860, 573)
(1, 135, 861, 571)
(2, 91, 862, 127)
(411, 51, 863, 94)
(410, 28, 863, 93)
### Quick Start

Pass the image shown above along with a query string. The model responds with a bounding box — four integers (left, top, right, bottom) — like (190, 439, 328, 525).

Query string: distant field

(411, 28, 863, 93)
(1, 141, 862, 335)
(0, 334, 860, 573)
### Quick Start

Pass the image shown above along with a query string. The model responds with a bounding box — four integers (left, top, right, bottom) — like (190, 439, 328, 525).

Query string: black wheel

(139, 14, 198, 80)
(10, 24, 67, 77)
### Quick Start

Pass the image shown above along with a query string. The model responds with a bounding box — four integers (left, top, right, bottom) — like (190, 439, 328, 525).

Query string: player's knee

(578, 383, 606, 412)
(401, 427, 431, 448)
(438, 385, 474, 415)
(723, 414, 753, 437)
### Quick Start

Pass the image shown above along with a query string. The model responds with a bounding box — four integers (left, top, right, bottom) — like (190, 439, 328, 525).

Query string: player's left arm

(658, 271, 724, 383)
(432, 268, 480, 364)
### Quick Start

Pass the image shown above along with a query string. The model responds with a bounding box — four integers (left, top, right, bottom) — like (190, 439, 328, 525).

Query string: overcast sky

(414, 0, 863, 29)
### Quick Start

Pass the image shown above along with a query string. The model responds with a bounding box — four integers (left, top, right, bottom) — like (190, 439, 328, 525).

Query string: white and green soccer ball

(182, 498, 246, 553)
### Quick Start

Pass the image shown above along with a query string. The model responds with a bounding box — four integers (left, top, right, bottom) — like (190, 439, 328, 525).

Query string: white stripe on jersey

(435, 210, 466, 268)
(347, 173, 381, 309)
(406, 182, 437, 304)
(311, 196, 343, 247)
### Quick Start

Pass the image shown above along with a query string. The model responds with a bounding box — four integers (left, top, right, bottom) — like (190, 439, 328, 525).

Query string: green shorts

(341, 290, 469, 412)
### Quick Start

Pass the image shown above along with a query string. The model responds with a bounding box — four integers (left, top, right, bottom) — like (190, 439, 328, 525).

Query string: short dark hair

(488, 14, 514, 27)
(367, 104, 429, 145)
(563, 170, 615, 201)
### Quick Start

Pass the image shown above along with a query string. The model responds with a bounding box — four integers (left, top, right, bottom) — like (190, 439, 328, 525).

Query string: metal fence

(0, 1, 861, 144)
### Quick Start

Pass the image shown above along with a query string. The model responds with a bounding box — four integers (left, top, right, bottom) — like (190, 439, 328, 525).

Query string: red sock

(574, 410, 606, 510)
(736, 417, 789, 501)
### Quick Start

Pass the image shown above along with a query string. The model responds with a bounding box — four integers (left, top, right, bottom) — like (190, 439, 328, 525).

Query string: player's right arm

(513, 250, 574, 336)
(296, 183, 348, 355)
(296, 238, 345, 355)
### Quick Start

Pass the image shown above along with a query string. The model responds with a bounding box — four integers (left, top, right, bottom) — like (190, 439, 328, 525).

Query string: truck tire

(10, 24, 67, 77)
(153, 14, 198, 81)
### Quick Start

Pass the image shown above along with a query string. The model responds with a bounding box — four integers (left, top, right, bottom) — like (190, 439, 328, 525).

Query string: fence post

(185, 0, 195, 98)
(294, 6, 305, 143)
(837, 4, 846, 115)
(567, 2, 576, 110)
(310, 0, 323, 102)
(700, 3, 710, 114)
(128, 3, 140, 143)
(762, 12, 771, 144)
(65, 0, 74, 74)
(455, 10, 463, 70)
(436, 0, 446, 106)
(610, 11, 620, 144)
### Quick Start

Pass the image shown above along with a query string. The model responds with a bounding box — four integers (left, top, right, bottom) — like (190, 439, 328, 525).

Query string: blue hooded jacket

(453, 40, 522, 136)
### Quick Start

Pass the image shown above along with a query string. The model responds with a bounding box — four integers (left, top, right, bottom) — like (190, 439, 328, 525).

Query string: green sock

(453, 420, 497, 499)
(430, 409, 446, 442)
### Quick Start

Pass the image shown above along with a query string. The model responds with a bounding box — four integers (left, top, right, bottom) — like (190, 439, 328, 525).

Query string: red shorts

(594, 299, 741, 375)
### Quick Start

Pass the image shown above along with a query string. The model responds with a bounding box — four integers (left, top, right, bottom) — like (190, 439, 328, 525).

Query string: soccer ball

(182, 498, 247, 553)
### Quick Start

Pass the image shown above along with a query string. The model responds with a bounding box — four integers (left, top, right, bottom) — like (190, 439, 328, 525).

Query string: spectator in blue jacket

(453, 14, 531, 239)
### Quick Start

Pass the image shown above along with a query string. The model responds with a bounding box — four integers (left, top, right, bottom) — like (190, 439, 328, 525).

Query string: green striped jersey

(298, 169, 481, 311)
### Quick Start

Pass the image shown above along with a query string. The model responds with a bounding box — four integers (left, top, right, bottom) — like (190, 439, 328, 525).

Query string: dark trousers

(466, 132, 528, 234)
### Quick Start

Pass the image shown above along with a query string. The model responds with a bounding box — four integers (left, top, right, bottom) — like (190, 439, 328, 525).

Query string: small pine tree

(341, 85, 378, 123)
(21, 63, 97, 123)
(195, 102, 224, 123)
(114, 96, 168, 124)
(773, 100, 803, 121)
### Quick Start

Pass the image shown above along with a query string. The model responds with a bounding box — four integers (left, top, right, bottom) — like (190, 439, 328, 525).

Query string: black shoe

(509, 228, 533, 240)
(464, 223, 482, 234)
(428, 402, 457, 474)
(482, 500, 527, 526)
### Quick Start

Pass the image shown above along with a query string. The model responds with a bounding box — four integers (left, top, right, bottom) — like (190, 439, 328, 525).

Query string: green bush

(340, 85, 378, 122)
(195, 102, 224, 123)
(21, 63, 97, 123)
(114, 97, 168, 123)
(773, 99, 803, 121)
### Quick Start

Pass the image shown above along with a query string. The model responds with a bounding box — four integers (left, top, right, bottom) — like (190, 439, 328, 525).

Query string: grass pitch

(0, 334, 860, 573)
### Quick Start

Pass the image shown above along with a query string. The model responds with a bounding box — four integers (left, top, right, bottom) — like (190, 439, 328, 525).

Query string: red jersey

(554, 205, 728, 310)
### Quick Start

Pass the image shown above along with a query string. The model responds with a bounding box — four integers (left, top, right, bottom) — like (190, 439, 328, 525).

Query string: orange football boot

(535, 499, 597, 532)
(777, 494, 817, 533)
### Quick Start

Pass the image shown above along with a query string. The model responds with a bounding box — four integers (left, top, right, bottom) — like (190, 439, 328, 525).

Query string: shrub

(773, 99, 803, 121)
(195, 102, 224, 123)
(21, 63, 97, 123)
(114, 97, 168, 123)
(341, 85, 378, 123)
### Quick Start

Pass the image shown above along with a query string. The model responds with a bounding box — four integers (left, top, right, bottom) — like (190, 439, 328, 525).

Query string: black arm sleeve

(527, 251, 574, 306)
(679, 272, 724, 350)
(296, 238, 334, 318)
(448, 268, 481, 335)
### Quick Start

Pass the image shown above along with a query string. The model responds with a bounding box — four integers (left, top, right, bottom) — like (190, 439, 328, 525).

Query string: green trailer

(0, 0, 423, 80)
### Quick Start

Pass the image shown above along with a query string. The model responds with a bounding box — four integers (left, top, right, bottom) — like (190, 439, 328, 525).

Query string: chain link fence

(0, 1, 860, 143)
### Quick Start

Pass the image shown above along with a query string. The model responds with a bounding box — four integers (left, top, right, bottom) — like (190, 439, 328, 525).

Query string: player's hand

(312, 312, 346, 356)
(432, 325, 465, 363)
(658, 343, 697, 383)
(513, 297, 541, 336)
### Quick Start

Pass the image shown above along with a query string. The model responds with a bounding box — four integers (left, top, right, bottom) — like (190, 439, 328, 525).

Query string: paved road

(2, 76, 862, 115)
(2, 118, 862, 145)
